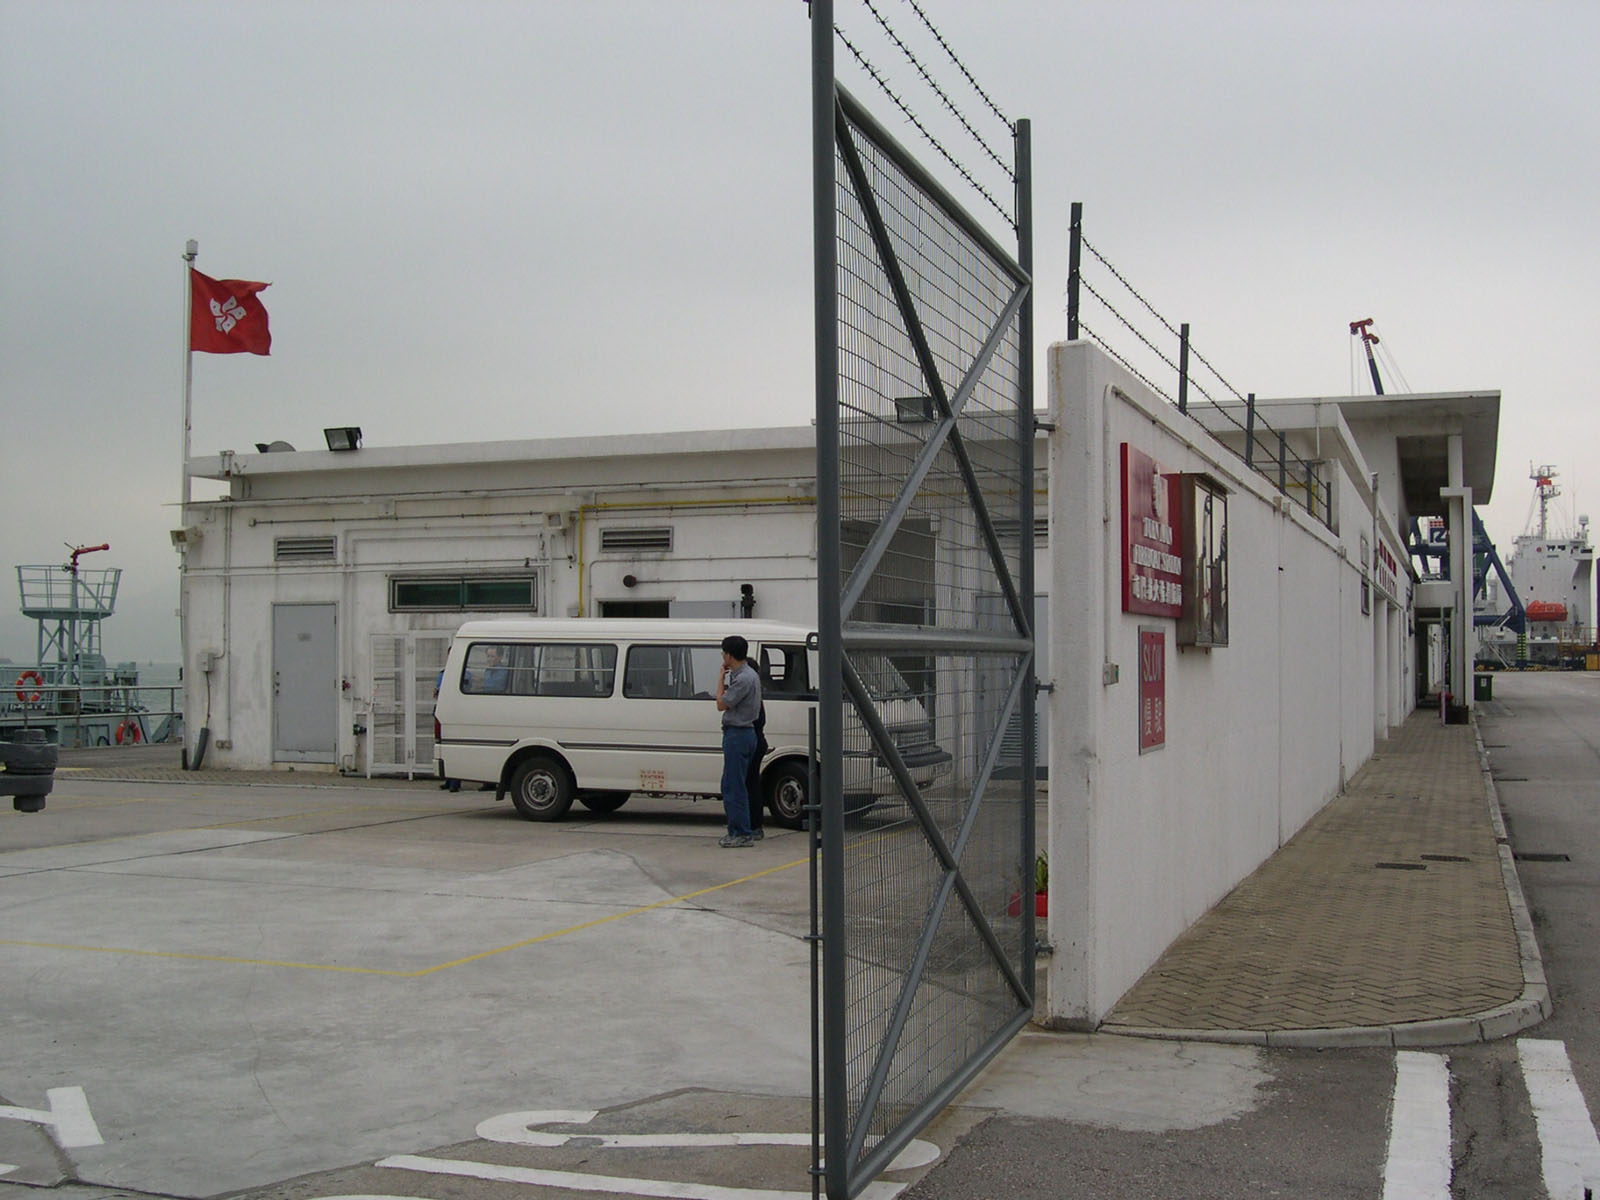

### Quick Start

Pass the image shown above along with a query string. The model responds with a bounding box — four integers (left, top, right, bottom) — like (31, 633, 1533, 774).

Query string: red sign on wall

(1121, 444, 1183, 618)
(1139, 626, 1166, 753)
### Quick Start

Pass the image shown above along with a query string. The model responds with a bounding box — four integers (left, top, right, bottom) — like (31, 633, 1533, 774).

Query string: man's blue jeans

(721, 725, 758, 837)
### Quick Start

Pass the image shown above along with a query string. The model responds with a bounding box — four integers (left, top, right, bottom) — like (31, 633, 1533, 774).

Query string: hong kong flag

(190, 268, 271, 355)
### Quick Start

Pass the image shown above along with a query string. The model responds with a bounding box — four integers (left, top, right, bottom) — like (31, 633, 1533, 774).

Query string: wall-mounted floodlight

(894, 396, 935, 423)
(323, 426, 363, 452)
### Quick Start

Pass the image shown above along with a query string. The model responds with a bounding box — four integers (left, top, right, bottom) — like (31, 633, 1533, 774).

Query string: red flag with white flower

(189, 268, 271, 355)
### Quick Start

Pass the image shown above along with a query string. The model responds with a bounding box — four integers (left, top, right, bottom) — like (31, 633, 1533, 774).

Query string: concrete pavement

(8, 702, 1551, 1198)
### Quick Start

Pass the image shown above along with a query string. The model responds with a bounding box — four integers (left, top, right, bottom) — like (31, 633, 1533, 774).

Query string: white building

(179, 426, 831, 776)
(177, 343, 1499, 1028)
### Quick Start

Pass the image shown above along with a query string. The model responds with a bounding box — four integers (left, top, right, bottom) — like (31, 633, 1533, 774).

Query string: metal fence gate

(367, 632, 453, 778)
(810, 5, 1035, 1195)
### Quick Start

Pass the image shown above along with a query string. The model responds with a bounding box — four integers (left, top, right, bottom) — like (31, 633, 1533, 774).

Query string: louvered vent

(599, 527, 673, 552)
(993, 519, 1049, 544)
(274, 536, 337, 562)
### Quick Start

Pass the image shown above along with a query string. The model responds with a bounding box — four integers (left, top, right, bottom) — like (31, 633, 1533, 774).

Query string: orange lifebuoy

(116, 720, 142, 745)
(15, 670, 43, 704)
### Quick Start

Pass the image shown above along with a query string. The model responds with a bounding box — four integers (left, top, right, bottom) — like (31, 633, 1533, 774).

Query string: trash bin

(1474, 673, 1493, 702)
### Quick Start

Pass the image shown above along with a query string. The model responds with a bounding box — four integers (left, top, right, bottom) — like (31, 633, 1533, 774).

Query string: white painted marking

(380, 1153, 907, 1199)
(0, 1164, 16, 1175)
(1519, 1038, 1600, 1200)
(0, 1086, 104, 1148)
(477, 1109, 939, 1170)
(476, 1109, 602, 1144)
(1382, 1050, 1452, 1200)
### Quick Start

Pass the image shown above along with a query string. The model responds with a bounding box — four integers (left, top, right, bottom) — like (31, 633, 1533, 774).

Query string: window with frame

(391, 573, 539, 613)
(759, 643, 814, 698)
(460, 641, 615, 698)
(1178, 474, 1229, 648)
(622, 644, 724, 701)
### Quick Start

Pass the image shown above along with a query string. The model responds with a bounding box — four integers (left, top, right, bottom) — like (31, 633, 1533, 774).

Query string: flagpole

(179, 239, 196, 770)
(181, 239, 197, 509)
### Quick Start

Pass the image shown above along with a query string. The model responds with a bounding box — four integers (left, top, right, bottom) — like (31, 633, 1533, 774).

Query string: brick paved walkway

(1101, 711, 1544, 1045)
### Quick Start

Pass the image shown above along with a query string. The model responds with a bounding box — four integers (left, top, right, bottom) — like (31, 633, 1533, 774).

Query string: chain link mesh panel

(817, 81, 1035, 1197)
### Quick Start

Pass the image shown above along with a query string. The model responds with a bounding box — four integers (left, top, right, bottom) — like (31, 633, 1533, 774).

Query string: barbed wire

(858, 0, 1014, 182)
(833, 24, 1014, 227)
(1080, 278, 1182, 383)
(1080, 237, 1179, 341)
(1077, 319, 1174, 405)
(1080, 235, 1250, 405)
(902, 0, 1012, 131)
(1077, 247, 1332, 523)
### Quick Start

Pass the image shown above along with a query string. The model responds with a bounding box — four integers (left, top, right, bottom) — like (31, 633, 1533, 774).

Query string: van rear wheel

(766, 760, 809, 830)
(509, 756, 574, 821)
(578, 791, 630, 814)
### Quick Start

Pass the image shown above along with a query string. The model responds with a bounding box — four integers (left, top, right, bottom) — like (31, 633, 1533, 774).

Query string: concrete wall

(1043, 342, 1410, 1027)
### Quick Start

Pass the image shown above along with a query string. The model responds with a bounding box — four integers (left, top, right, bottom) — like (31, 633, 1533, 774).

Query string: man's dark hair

(721, 634, 749, 661)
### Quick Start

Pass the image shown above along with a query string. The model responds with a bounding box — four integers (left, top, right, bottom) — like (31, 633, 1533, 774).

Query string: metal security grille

(811, 7, 1036, 1194)
(366, 632, 452, 778)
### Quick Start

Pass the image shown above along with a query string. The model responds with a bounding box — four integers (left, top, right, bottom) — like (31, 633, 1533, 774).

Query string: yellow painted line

(195, 804, 461, 829)
(26, 793, 188, 808)
(0, 940, 411, 975)
(0, 803, 462, 849)
(411, 855, 809, 975)
(0, 855, 810, 977)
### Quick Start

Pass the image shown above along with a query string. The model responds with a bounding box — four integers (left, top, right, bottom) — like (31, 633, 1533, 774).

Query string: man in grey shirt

(715, 634, 762, 847)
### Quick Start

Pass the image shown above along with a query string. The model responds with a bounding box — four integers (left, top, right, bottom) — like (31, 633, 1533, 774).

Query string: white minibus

(432, 619, 951, 826)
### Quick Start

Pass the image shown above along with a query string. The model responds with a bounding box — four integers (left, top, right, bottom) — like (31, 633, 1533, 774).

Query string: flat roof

(190, 423, 821, 480)
(1195, 390, 1500, 513)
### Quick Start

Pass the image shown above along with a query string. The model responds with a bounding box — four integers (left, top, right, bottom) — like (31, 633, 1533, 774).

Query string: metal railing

(1, 684, 183, 749)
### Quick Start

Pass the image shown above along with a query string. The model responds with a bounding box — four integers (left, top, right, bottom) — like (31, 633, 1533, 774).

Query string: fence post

(1305, 460, 1317, 516)
(1177, 323, 1190, 415)
(1244, 393, 1256, 467)
(1066, 201, 1082, 340)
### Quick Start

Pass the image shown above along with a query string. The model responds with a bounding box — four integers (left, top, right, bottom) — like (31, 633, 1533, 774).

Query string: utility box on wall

(1177, 472, 1229, 648)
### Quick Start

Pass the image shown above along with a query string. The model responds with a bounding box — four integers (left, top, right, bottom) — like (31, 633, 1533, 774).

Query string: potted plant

(1007, 854, 1048, 918)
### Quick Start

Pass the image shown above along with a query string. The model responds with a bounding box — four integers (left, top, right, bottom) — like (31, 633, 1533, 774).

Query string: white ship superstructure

(1478, 465, 1595, 667)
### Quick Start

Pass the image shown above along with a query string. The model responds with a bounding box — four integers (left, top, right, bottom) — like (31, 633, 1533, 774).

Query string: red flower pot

(1007, 892, 1047, 917)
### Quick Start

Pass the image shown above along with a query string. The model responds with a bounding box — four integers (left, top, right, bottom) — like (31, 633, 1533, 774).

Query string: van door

(615, 641, 725, 794)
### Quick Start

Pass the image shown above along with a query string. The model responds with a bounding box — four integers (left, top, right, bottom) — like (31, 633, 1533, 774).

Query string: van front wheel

(509, 756, 574, 821)
(766, 760, 809, 830)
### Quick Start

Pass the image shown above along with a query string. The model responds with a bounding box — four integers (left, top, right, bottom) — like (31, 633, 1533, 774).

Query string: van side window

(623, 644, 723, 700)
(462, 643, 513, 694)
(759, 644, 813, 698)
(462, 642, 615, 697)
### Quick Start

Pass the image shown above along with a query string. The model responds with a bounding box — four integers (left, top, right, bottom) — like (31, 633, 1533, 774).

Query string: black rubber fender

(0, 731, 58, 774)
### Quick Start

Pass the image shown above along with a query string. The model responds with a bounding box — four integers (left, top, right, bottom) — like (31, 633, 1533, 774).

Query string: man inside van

(465, 645, 509, 694)
(714, 634, 762, 848)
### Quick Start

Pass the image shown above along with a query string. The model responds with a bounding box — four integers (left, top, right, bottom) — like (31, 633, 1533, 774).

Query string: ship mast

(1530, 464, 1560, 540)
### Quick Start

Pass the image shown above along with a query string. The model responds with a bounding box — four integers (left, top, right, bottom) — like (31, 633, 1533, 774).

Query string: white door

(273, 603, 338, 764)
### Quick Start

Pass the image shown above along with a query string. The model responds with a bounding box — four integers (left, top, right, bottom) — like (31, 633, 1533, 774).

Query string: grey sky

(3, 0, 1596, 661)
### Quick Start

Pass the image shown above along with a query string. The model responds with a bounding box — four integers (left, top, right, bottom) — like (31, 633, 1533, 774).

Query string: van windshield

(852, 653, 917, 700)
